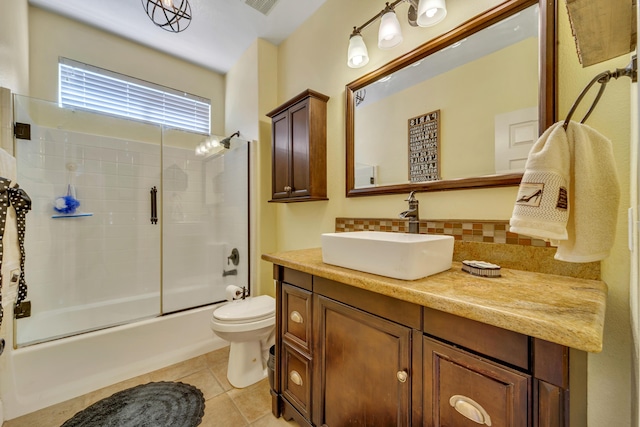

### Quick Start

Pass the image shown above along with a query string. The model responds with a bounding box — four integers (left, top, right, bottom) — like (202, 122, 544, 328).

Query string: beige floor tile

(205, 346, 234, 392)
(204, 345, 230, 364)
(228, 378, 272, 423)
(1, 346, 288, 427)
(148, 354, 209, 382)
(200, 393, 248, 427)
(3, 396, 85, 427)
(180, 368, 225, 401)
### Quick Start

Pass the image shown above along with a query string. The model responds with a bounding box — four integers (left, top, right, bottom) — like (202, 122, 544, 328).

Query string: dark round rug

(61, 381, 205, 427)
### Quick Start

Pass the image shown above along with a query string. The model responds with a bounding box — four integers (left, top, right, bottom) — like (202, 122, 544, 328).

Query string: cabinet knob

(396, 370, 409, 383)
(449, 395, 492, 426)
(290, 310, 304, 324)
(284, 186, 292, 192)
(289, 370, 303, 386)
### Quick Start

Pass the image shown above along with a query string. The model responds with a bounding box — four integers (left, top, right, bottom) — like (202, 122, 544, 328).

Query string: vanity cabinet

(270, 264, 584, 427)
(266, 89, 329, 203)
(313, 291, 416, 426)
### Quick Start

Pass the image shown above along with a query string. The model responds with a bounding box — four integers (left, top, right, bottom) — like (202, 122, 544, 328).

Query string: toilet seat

(213, 295, 275, 323)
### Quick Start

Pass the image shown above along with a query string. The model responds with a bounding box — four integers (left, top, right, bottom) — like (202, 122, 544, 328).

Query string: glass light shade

(378, 11, 403, 49)
(347, 34, 370, 68)
(417, 0, 447, 27)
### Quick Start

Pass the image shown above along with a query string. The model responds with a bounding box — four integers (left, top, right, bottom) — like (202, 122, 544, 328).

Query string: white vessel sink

(321, 231, 454, 280)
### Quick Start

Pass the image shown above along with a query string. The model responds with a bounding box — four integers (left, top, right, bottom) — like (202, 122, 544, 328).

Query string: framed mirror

(346, 0, 556, 197)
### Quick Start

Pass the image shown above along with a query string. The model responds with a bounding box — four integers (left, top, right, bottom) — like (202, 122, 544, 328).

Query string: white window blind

(59, 58, 211, 134)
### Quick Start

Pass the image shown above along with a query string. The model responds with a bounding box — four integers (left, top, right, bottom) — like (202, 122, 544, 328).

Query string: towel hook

(562, 56, 637, 131)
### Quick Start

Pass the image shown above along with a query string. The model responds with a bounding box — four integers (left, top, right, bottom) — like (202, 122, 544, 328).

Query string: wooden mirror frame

(345, 0, 556, 197)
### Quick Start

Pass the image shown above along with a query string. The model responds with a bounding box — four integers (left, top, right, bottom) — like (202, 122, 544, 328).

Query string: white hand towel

(509, 122, 571, 241)
(554, 121, 620, 262)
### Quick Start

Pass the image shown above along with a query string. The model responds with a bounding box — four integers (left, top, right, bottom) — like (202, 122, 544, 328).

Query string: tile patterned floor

(3, 346, 299, 427)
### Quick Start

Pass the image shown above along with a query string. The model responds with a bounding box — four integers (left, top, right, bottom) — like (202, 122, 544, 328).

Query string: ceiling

(28, 0, 327, 74)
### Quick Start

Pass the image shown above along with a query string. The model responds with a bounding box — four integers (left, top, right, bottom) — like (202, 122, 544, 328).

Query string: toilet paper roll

(225, 285, 242, 301)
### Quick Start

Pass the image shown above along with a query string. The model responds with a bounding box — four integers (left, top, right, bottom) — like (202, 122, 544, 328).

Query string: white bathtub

(0, 304, 227, 421)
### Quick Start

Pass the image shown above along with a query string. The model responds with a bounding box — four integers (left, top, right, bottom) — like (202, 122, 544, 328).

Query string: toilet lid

(213, 295, 275, 322)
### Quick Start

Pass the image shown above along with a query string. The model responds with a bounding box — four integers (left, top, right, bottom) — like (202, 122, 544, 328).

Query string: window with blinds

(58, 58, 211, 134)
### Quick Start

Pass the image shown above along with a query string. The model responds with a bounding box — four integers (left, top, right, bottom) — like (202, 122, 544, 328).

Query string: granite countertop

(262, 248, 608, 353)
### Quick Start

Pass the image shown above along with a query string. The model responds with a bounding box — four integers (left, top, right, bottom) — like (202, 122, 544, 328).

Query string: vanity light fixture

(142, 0, 192, 33)
(347, 0, 447, 68)
(378, 4, 403, 49)
(348, 29, 370, 68)
(416, 0, 447, 27)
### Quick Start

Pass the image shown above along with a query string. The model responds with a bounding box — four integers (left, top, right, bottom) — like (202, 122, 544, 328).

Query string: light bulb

(378, 10, 403, 49)
(417, 0, 447, 27)
(162, 0, 174, 8)
(347, 33, 369, 68)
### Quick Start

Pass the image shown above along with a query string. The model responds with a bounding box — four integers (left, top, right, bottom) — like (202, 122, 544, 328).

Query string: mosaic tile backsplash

(335, 218, 550, 247)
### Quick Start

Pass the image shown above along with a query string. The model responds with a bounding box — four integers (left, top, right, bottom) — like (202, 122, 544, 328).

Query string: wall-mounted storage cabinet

(266, 89, 329, 203)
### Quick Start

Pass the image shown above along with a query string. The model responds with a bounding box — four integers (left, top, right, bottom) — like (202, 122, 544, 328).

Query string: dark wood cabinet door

(424, 336, 530, 427)
(267, 89, 328, 203)
(289, 99, 311, 198)
(281, 343, 312, 419)
(271, 110, 290, 200)
(313, 295, 412, 427)
(282, 283, 313, 355)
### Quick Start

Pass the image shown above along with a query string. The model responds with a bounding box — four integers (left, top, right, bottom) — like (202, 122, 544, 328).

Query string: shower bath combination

(0, 93, 250, 419)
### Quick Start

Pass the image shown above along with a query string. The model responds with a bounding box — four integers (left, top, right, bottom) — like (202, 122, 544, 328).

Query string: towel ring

(563, 56, 637, 131)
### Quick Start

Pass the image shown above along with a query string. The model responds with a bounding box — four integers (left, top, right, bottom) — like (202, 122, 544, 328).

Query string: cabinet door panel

(272, 111, 290, 199)
(282, 283, 312, 354)
(424, 337, 530, 427)
(282, 344, 312, 419)
(314, 295, 411, 427)
(290, 100, 311, 197)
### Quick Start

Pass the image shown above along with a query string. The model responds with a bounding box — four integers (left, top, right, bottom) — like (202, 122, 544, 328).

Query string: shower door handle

(150, 186, 158, 224)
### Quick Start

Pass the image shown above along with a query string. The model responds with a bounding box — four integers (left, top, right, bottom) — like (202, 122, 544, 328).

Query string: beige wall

(0, 0, 29, 96)
(28, 7, 226, 136)
(270, 0, 634, 425)
(556, 5, 633, 425)
(0, 0, 29, 155)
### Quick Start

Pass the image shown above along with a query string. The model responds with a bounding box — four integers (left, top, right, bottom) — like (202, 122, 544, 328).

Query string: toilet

(210, 294, 276, 388)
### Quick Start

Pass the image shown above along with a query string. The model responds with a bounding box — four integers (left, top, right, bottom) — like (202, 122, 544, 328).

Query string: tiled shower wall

(16, 124, 163, 344)
(162, 141, 249, 313)
(14, 104, 249, 344)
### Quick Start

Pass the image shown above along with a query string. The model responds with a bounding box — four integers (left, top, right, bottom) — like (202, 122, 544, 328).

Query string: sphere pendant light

(142, 0, 192, 33)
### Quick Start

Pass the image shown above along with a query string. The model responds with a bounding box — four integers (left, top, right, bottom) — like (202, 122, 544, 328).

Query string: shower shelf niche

(51, 213, 93, 219)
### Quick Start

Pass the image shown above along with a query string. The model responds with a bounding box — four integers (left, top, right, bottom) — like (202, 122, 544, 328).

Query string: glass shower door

(14, 94, 162, 346)
(162, 129, 249, 313)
